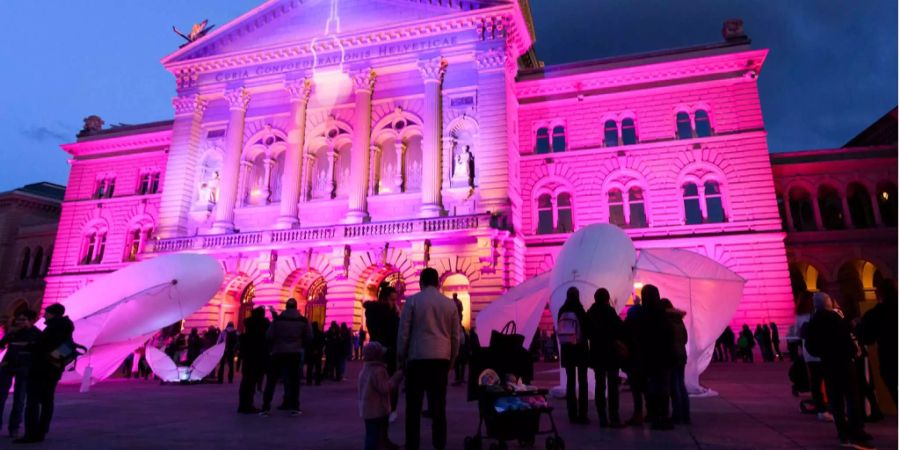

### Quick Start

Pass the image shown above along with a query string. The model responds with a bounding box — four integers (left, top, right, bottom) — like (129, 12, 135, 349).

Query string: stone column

(812, 196, 824, 230)
(394, 140, 406, 193)
(840, 193, 853, 229)
(301, 153, 316, 201)
(345, 69, 377, 223)
(260, 158, 275, 202)
(212, 87, 251, 234)
(326, 148, 337, 199)
(869, 190, 883, 227)
(418, 57, 448, 217)
(236, 160, 253, 207)
(277, 79, 312, 229)
(158, 95, 206, 238)
(783, 192, 796, 231)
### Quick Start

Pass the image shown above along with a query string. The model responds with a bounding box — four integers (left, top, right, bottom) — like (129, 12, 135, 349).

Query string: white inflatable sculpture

(46, 253, 224, 387)
(475, 224, 745, 396)
(145, 343, 226, 383)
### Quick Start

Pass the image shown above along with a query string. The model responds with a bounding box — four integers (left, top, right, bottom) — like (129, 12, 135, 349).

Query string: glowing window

(557, 193, 573, 233)
(676, 112, 693, 139)
(535, 128, 550, 154)
(683, 183, 703, 225)
(537, 194, 554, 234)
(551, 126, 566, 152)
(608, 189, 626, 227)
(621, 118, 637, 145)
(604, 120, 619, 147)
(629, 187, 647, 228)
(695, 110, 712, 137)
(704, 181, 726, 223)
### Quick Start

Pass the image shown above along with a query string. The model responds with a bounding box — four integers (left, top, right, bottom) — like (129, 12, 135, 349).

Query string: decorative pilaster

(277, 79, 312, 229)
(370, 145, 382, 195)
(236, 160, 253, 207)
(869, 191, 884, 227)
(301, 153, 316, 201)
(418, 57, 448, 217)
(345, 69, 377, 223)
(158, 94, 207, 238)
(782, 192, 795, 231)
(394, 140, 406, 193)
(212, 87, 251, 234)
(812, 196, 824, 230)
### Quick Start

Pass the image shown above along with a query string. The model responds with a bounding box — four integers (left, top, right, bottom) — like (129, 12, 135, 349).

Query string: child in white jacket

(358, 342, 403, 450)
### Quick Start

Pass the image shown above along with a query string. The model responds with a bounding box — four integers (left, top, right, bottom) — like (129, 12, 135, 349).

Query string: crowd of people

(0, 303, 75, 444)
(556, 284, 691, 430)
(711, 321, 783, 363)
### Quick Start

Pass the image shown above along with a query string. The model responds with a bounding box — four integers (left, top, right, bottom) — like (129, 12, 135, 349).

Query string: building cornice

(514, 49, 768, 100)
(61, 130, 173, 158)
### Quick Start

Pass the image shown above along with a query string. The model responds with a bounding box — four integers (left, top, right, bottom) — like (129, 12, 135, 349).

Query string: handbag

(489, 321, 525, 353)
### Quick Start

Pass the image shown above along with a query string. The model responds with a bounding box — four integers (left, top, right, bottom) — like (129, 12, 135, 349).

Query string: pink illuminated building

(42, 1, 839, 333)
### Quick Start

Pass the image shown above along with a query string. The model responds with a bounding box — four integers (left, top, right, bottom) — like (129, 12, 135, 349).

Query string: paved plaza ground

(12, 361, 898, 449)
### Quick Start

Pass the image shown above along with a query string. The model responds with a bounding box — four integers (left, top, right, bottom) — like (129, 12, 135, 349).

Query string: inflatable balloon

(549, 224, 636, 396)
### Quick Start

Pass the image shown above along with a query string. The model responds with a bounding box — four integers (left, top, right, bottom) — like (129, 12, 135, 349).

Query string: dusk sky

(0, 0, 896, 191)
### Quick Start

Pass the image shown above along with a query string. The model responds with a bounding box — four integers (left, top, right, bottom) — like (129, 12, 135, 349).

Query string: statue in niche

(196, 171, 220, 210)
(452, 145, 474, 188)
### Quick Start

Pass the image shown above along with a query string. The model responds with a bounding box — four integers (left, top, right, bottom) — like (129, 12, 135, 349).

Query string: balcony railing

(149, 214, 491, 253)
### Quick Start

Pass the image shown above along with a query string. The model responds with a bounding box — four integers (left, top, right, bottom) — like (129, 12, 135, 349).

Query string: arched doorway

(237, 283, 256, 332)
(441, 273, 471, 329)
(284, 270, 330, 328)
(789, 261, 825, 299)
(356, 264, 409, 331)
(836, 259, 880, 319)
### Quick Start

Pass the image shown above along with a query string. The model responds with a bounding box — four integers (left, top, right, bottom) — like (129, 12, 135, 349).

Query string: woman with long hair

(557, 287, 590, 424)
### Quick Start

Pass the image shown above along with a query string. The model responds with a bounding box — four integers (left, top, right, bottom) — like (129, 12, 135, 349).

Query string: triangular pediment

(164, 0, 512, 65)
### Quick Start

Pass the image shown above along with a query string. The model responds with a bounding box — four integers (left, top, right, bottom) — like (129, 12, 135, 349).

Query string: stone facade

(40, 0, 894, 334)
(0, 183, 64, 323)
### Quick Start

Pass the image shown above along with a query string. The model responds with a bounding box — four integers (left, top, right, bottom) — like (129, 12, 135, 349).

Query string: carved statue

(78, 115, 105, 137)
(452, 145, 474, 187)
(172, 20, 215, 47)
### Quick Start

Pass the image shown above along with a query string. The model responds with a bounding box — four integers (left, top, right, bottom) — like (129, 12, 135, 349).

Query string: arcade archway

(441, 273, 471, 329)
(283, 270, 329, 328)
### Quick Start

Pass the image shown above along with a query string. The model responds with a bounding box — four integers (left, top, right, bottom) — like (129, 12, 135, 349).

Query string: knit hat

(362, 342, 386, 362)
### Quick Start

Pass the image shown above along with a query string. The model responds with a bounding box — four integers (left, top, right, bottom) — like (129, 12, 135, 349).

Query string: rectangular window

(608, 189, 626, 227)
(149, 173, 160, 194)
(604, 120, 619, 147)
(628, 187, 647, 228)
(683, 183, 703, 225)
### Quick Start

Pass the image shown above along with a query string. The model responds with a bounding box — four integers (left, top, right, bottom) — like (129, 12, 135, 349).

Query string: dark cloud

(21, 126, 70, 143)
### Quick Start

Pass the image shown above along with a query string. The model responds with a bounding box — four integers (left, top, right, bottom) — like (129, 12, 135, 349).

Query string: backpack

(557, 312, 582, 345)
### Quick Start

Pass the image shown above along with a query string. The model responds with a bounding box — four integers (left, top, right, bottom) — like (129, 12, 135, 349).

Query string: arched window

(694, 110, 712, 137)
(847, 183, 875, 228)
(683, 183, 703, 225)
(876, 182, 897, 227)
(536, 194, 554, 235)
(535, 128, 550, 154)
(19, 248, 30, 280)
(817, 185, 844, 230)
(704, 181, 726, 223)
(551, 126, 566, 152)
(621, 118, 637, 145)
(557, 193, 573, 233)
(676, 112, 693, 139)
(604, 120, 619, 147)
(789, 187, 816, 231)
(607, 189, 626, 227)
(124, 229, 142, 262)
(629, 187, 647, 227)
(80, 231, 107, 265)
(30, 246, 43, 278)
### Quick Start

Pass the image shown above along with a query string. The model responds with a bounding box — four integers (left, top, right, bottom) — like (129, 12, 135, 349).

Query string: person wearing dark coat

(586, 288, 625, 428)
(187, 328, 202, 364)
(661, 299, 690, 425)
(237, 307, 270, 413)
(305, 322, 325, 386)
(770, 322, 783, 361)
(718, 326, 736, 362)
(260, 299, 312, 416)
(623, 296, 646, 426)
(217, 322, 238, 384)
(739, 324, 755, 362)
(324, 322, 341, 381)
(16, 304, 74, 443)
(856, 278, 898, 405)
(0, 310, 40, 439)
(557, 287, 589, 424)
(634, 284, 675, 430)
(805, 292, 872, 449)
(364, 285, 401, 420)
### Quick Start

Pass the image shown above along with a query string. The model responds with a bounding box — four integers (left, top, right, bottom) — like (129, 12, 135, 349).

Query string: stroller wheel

(464, 436, 482, 450)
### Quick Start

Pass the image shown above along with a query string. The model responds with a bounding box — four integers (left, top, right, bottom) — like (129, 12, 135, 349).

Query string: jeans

(262, 353, 302, 411)
(405, 359, 450, 450)
(217, 353, 235, 383)
(593, 366, 620, 424)
(669, 363, 690, 423)
(564, 364, 588, 421)
(0, 367, 27, 432)
(824, 361, 866, 441)
(364, 415, 389, 450)
(24, 372, 61, 439)
(238, 361, 265, 411)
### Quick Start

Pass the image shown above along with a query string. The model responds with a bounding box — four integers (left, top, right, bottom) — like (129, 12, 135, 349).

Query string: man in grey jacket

(260, 298, 312, 416)
(398, 268, 460, 450)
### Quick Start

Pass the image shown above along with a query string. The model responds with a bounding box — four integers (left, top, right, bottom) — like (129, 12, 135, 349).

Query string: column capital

(172, 95, 207, 116)
(370, 144, 381, 155)
(352, 68, 377, 93)
(285, 78, 313, 104)
(224, 87, 252, 112)
(418, 57, 448, 83)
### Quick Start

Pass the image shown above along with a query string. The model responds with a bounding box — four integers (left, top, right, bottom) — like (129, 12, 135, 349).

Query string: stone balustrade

(148, 214, 491, 253)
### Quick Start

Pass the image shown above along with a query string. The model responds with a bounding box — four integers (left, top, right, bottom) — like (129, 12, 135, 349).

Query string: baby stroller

(465, 322, 565, 450)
